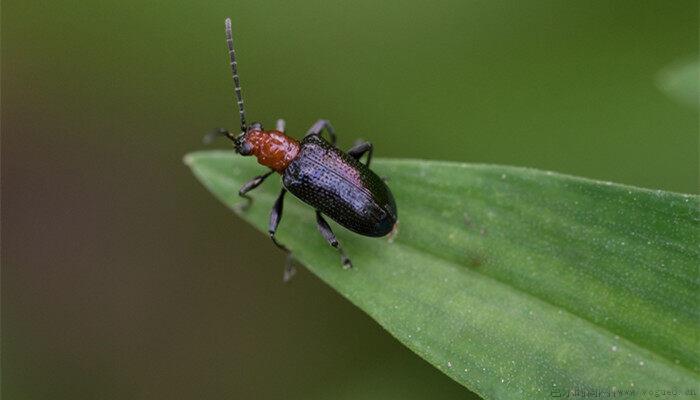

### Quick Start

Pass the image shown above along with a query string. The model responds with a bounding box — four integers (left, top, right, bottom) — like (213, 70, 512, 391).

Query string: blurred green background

(2, 1, 697, 399)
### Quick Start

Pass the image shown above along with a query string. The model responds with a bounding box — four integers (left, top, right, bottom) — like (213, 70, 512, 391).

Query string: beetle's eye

(239, 141, 253, 155)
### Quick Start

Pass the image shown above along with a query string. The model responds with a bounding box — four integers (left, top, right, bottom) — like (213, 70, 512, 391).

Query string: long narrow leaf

(185, 151, 699, 399)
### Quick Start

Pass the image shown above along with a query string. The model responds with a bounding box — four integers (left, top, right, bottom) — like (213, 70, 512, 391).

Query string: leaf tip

(182, 153, 195, 167)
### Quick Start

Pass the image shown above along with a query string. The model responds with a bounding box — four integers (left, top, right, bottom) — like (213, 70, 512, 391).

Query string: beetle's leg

(315, 211, 352, 269)
(236, 170, 275, 211)
(282, 253, 296, 283)
(268, 188, 297, 281)
(347, 141, 373, 167)
(275, 119, 286, 133)
(268, 188, 290, 253)
(305, 119, 337, 145)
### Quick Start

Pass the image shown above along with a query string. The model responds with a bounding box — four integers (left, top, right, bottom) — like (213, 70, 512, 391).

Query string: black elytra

(284, 134, 397, 237)
(209, 18, 398, 279)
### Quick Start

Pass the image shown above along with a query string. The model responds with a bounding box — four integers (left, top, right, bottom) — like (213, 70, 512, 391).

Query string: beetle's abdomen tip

(373, 210, 398, 237)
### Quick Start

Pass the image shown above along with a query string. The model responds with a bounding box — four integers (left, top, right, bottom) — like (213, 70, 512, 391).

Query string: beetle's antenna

(225, 17, 247, 133)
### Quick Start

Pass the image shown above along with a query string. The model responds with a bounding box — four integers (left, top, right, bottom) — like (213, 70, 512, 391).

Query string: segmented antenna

(225, 17, 246, 133)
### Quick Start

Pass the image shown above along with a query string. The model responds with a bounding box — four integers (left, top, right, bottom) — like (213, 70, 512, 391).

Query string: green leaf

(185, 151, 699, 399)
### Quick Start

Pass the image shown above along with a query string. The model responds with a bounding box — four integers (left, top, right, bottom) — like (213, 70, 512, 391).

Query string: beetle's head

(234, 129, 253, 155)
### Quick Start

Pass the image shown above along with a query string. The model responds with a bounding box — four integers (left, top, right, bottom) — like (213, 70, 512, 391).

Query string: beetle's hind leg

(236, 170, 274, 211)
(269, 188, 297, 281)
(315, 211, 352, 269)
(347, 141, 373, 167)
(305, 119, 337, 145)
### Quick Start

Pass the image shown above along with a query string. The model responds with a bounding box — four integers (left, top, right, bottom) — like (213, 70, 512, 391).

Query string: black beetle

(209, 18, 397, 279)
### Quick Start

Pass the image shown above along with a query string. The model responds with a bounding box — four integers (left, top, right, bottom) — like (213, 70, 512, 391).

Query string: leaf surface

(185, 151, 699, 399)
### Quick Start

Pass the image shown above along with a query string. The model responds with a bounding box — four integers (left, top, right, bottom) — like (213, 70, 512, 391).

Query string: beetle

(209, 18, 397, 280)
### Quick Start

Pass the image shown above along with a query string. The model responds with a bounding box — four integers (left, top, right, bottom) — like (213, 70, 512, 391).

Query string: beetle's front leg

(315, 211, 352, 269)
(305, 119, 337, 145)
(236, 170, 274, 211)
(347, 141, 373, 167)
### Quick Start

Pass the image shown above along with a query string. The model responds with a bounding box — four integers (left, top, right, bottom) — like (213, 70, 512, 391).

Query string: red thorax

(244, 130, 300, 173)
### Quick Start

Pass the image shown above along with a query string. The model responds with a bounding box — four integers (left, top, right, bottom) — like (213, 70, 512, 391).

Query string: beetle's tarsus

(282, 253, 296, 282)
(268, 189, 295, 281)
(315, 211, 353, 269)
(234, 198, 251, 212)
